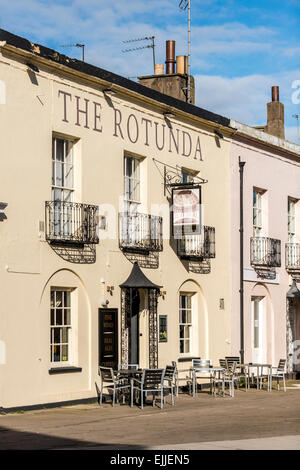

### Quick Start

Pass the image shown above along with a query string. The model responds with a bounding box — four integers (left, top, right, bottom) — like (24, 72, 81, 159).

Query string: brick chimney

(265, 86, 285, 139)
(138, 40, 195, 104)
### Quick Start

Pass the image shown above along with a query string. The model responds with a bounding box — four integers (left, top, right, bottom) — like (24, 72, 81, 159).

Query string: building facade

(0, 30, 299, 410)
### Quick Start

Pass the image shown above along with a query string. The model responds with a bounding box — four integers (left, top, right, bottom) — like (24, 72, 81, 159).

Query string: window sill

(48, 366, 82, 375)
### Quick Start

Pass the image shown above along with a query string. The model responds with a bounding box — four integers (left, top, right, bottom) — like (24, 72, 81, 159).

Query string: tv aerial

(179, 0, 191, 103)
(122, 36, 156, 73)
(60, 43, 85, 61)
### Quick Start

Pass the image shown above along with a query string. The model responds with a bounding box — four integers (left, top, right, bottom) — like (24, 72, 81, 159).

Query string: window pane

(179, 325, 184, 338)
(180, 340, 184, 354)
(56, 310, 62, 326)
(64, 291, 70, 308)
(181, 310, 187, 324)
(185, 340, 190, 353)
(53, 328, 61, 343)
(187, 310, 191, 323)
(51, 309, 55, 325)
(56, 291, 62, 307)
(62, 328, 68, 343)
(50, 291, 55, 308)
(62, 345, 68, 362)
(64, 309, 71, 325)
(184, 325, 190, 339)
(53, 345, 60, 362)
(187, 296, 191, 309)
(56, 139, 64, 162)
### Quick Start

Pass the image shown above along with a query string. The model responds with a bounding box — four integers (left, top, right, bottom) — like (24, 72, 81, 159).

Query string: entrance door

(251, 297, 264, 363)
(99, 308, 118, 369)
(295, 300, 300, 372)
(128, 289, 140, 365)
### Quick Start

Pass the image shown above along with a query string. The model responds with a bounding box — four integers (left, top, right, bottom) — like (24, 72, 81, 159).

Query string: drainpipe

(239, 157, 246, 364)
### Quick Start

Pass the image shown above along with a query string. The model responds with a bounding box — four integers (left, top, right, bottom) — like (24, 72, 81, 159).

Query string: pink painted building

(229, 92, 300, 374)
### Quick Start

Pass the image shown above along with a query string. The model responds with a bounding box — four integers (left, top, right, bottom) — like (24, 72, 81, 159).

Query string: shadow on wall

(49, 243, 97, 264)
(122, 251, 159, 269)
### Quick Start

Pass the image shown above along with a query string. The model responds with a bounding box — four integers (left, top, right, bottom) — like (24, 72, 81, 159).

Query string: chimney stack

(265, 86, 285, 139)
(138, 40, 195, 104)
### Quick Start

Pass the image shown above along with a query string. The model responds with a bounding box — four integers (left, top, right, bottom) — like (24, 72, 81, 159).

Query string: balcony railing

(250, 237, 281, 267)
(286, 243, 300, 270)
(45, 201, 99, 245)
(119, 212, 163, 253)
(177, 226, 216, 260)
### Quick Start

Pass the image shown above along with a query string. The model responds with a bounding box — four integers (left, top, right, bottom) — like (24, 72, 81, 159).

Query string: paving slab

(0, 387, 300, 450)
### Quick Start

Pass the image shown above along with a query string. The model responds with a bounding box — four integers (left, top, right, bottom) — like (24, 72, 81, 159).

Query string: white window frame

(253, 189, 263, 237)
(288, 197, 297, 244)
(179, 293, 193, 356)
(50, 288, 73, 366)
(52, 136, 75, 202)
(124, 155, 141, 206)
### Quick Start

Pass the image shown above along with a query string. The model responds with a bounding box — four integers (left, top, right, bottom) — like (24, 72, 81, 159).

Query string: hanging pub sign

(172, 186, 202, 236)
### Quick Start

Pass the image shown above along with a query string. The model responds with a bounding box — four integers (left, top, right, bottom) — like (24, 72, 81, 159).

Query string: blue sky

(0, 0, 299, 143)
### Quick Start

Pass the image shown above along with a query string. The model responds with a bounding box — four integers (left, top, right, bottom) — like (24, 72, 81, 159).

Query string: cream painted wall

(0, 48, 233, 408)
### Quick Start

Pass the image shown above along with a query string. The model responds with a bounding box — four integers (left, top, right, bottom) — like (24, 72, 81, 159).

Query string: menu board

(99, 308, 118, 369)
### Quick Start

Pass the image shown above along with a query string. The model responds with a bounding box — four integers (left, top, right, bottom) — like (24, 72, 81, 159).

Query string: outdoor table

(246, 363, 272, 391)
(115, 369, 144, 406)
(191, 366, 225, 397)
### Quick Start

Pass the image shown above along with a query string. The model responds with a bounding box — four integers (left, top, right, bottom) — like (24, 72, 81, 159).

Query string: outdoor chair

(98, 366, 131, 406)
(174, 360, 197, 396)
(270, 359, 287, 392)
(219, 359, 227, 368)
(118, 363, 139, 370)
(163, 364, 177, 405)
(191, 359, 212, 395)
(225, 357, 240, 368)
(213, 361, 237, 397)
(131, 368, 165, 409)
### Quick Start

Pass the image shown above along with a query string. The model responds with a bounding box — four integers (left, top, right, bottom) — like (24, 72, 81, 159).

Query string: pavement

(0, 384, 300, 450)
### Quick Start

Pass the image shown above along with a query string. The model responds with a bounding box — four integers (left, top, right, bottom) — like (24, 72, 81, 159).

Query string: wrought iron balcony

(45, 201, 99, 245)
(119, 212, 163, 253)
(286, 243, 300, 271)
(177, 226, 216, 260)
(250, 237, 281, 268)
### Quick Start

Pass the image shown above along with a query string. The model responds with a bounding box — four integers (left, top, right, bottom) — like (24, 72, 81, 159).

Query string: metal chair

(118, 363, 139, 370)
(98, 366, 131, 406)
(225, 356, 240, 368)
(163, 364, 177, 405)
(214, 361, 237, 397)
(174, 359, 196, 396)
(270, 359, 287, 392)
(191, 359, 212, 395)
(131, 368, 165, 409)
(219, 359, 227, 368)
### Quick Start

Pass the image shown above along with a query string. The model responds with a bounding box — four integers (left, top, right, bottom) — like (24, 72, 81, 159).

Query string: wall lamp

(103, 89, 117, 97)
(26, 62, 39, 73)
(106, 285, 114, 295)
(163, 111, 175, 119)
(214, 130, 224, 139)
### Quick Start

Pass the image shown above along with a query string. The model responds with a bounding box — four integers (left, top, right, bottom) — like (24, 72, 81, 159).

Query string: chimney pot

(165, 40, 176, 74)
(272, 85, 279, 102)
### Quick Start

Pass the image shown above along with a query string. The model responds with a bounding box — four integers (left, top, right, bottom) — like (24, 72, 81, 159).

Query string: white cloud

(194, 70, 300, 144)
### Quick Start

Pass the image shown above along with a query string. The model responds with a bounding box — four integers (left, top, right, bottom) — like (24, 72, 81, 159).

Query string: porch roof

(120, 262, 162, 290)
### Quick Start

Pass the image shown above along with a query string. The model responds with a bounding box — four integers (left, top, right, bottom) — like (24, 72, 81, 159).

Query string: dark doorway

(129, 289, 140, 365)
(98, 308, 118, 369)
